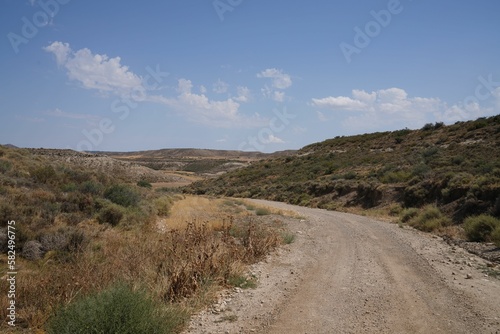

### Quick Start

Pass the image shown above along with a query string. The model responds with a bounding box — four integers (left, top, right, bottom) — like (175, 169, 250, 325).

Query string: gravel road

(185, 200, 500, 334)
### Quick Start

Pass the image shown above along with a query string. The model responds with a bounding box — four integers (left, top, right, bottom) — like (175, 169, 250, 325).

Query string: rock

(465, 274, 472, 279)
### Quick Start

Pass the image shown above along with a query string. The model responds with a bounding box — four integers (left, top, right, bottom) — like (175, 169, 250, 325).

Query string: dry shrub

(0, 216, 283, 331)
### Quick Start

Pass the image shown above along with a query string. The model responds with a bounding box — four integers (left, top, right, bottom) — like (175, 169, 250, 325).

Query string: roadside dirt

(184, 200, 500, 334)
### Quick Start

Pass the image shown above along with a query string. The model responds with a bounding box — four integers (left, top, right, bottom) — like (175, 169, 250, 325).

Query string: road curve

(186, 200, 500, 334)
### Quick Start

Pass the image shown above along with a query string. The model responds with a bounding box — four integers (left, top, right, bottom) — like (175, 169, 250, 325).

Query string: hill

(97, 148, 295, 176)
(187, 116, 500, 228)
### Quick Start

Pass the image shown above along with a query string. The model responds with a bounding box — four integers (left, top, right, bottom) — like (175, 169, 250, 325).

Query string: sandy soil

(184, 200, 500, 334)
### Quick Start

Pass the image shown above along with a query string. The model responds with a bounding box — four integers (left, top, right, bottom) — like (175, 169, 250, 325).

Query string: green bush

(32, 165, 57, 184)
(492, 226, 500, 247)
(255, 208, 271, 216)
(80, 181, 104, 195)
(97, 203, 124, 226)
(0, 159, 12, 173)
(400, 208, 419, 223)
(46, 283, 185, 334)
(137, 180, 152, 188)
(408, 205, 451, 232)
(463, 215, 500, 242)
(104, 184, 140, 207)
(154, 196, 172, 217)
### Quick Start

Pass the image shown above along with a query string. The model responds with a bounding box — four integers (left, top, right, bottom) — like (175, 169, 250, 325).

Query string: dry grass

(0, 197, 285, 332)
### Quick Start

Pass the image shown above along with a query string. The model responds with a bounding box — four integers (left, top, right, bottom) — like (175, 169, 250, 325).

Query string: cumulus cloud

(42, 42, 271, 128)
(261, 134, 285, 144)
(157, 79, 266, 128)
(213, 79, 229, 94)
(312, 87, 495, 131)
(257, 68, 292, 89)
(234, 86, 251, 102)
(44, 41, 144, 97)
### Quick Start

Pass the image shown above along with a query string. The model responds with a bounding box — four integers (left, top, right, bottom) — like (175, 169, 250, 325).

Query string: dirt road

(185, 200, 500, 334)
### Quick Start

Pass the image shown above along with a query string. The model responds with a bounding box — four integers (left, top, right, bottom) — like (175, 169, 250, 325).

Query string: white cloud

(157, 79, 267, 128)
(213, 79, 229, 94)
(312, 96, 368, 111)
(261, 85, 286, 102)
(261, 134, 285, 144)
(257, 68, 292, 89)
(44, 41, 143, 97)
(312, 87, 496, 131)
(200, 85, 207, 94)
(234, 86, 251, 102)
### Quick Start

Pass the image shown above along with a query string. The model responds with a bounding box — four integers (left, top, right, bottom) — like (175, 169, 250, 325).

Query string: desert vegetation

(188, 115, 500, 242)
(0, 145, 291, 332)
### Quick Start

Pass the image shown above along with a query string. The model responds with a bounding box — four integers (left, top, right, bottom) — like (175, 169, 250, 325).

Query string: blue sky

(1, 0, 499, 152)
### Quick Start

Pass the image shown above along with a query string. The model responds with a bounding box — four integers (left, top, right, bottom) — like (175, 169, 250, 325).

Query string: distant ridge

(2, 144, 18, 149)
(93, 148, 296, 160)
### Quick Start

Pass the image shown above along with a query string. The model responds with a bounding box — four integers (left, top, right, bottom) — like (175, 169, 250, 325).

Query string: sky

(1, 0, 499, 153)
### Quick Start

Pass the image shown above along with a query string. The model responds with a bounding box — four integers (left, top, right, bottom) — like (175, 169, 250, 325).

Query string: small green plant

(282, 232, 296, 244)
(227, 275, 257, 289)
(46, 283, 186, 334)
(255, 208, 271, 216)
(463, 215, 500, 243)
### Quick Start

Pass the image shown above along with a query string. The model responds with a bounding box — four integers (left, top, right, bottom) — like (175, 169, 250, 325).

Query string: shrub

(421, 123, 434, 131)
(80, 181, 104, 195)
(22, 240, 44, 260)
(104, 184, 140, 207)
(31, 165, 57, 184)
(97, 203, 124, 226)
(492, 226, 500, 247)
(255, 208, 271, 216)
(154, 196, 172, 216)
(408, 205, 451, 232)
(137, 180, 152, 188)
(46, 283, 184, 334)
(400, 208, 419, 223)
(0, 159, 12, 173)
(463, 215, 500, 242)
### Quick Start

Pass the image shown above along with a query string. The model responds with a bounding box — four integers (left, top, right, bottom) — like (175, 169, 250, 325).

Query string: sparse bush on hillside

(463, 215, 500, 242)
(255, 208, 271, 216)
(400, 208, 419, 223)
(407, 205, 451, 232)
(0, 159, 12, 173)
(79, 180, 104, 195)
(137, 179, 152, 188)
(31, 165, 57, 184)
(97, 203, 125, 226)
(104, 184, 140, 207)
(154, 196, 173, 216)
(22, 240, 44, 260)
